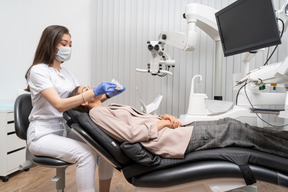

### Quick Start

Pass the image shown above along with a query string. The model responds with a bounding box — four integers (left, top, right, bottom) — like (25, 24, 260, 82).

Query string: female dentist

(24, 25, 125, 192)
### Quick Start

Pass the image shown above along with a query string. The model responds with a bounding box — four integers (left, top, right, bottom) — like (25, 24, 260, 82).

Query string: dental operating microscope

(137, 1, 288, 127)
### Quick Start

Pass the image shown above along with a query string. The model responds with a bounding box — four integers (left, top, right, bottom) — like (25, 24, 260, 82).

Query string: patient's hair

(69, 86, 90, 113)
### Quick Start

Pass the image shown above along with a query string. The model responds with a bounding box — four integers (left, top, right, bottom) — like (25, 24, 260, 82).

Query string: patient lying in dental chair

(69, 86, 288, 159)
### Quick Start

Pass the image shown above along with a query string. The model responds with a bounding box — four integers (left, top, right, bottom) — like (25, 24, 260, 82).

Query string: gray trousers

(185, 118, 288, 158)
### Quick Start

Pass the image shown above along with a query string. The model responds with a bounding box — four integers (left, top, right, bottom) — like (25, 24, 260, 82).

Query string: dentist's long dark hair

(24, 25, 70, 91)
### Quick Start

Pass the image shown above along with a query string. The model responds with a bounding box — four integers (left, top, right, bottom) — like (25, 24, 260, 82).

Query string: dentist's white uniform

(27, 64, 113, 192)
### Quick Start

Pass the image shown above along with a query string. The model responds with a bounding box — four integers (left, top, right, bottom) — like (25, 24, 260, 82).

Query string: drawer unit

(0, 109, 26, 182)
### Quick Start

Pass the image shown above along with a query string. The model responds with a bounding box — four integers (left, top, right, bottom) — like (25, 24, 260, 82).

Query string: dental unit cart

(0, 104, 26, 182)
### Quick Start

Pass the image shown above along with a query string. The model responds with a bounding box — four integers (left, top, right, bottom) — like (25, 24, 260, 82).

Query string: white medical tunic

(27, 64, 79, 142)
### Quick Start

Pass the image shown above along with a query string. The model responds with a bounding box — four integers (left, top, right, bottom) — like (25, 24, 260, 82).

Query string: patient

(70, 86, 288, 159)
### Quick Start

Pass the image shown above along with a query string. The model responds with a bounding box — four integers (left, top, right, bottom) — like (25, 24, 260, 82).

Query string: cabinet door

(6, 112, 14, 133)
(6, 134, 26, 152)
(0, 110, 26, 176)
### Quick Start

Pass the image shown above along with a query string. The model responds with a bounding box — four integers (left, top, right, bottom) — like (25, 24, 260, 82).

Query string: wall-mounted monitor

(215, 0, 281, 57)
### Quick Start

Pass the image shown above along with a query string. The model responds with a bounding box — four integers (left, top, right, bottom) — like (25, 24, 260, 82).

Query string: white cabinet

(0, 108, 26, 182)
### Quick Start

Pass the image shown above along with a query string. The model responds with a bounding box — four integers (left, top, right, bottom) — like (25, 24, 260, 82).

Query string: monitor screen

(215, 0, 281, 57)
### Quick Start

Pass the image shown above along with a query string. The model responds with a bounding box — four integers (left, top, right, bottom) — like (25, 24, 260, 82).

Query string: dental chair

(14, 94, 72, 192)
(63, 109, 288, 192)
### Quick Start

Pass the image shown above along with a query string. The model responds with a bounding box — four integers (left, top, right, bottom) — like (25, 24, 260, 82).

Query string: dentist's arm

(42, 81, 117, 112)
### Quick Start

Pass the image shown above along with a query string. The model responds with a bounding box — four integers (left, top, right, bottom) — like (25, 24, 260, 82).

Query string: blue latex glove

(106, 83, 126, 98)
(93, 82, 117, 98)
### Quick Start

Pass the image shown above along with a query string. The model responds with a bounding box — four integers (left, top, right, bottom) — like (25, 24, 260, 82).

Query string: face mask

(55, 46, 72, 62)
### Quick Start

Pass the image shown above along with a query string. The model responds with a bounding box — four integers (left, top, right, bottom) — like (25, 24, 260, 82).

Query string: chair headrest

(63, 109, 84, 127)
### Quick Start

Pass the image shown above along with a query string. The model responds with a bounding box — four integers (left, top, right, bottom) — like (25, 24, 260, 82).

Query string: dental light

(136, 3, 219, 77)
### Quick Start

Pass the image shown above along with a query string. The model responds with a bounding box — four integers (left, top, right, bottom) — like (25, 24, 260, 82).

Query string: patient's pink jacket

(89, 104, 193, 158)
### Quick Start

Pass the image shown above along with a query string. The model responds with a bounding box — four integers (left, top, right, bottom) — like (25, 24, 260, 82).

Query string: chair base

(52, 167, 67, 191)
(19, 160, 34, 171)
(135, 178, 258, 192)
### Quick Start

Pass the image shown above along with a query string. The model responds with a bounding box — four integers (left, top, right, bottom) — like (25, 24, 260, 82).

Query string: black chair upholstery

(14, 94, 32, 140)
(14, 94, 72, 191)
(64, 109, 288, 190)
